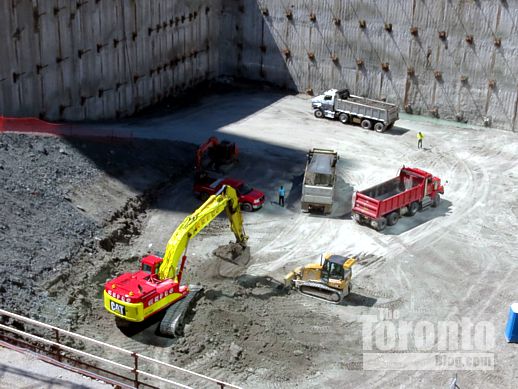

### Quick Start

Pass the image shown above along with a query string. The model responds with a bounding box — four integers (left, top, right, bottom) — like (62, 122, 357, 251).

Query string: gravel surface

(1, 88, 517, 388)
(0, 345, 111, 388)
(0, 133, 194, 329)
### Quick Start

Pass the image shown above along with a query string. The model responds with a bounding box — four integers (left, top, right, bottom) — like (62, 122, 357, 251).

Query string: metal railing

(0, 308, 241, 389)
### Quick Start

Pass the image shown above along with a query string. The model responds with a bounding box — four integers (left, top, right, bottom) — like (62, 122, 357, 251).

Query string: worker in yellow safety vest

(417, 131, 424, 149)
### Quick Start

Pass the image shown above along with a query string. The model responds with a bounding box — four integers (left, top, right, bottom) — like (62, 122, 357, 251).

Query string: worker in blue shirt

(278, 185, 285, 207)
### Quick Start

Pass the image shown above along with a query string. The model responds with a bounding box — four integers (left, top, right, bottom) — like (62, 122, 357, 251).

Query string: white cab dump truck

(312, 89, 399, 133)
(301, 148, 338, 214)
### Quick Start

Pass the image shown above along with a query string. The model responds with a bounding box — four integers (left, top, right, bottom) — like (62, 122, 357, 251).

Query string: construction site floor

(0, 346, 111, 388)
(0, 88, 517, 388)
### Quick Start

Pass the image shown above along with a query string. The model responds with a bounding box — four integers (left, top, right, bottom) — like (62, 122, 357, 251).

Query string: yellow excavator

(284, 253, 356, 303)
(103, 185, 247, 336)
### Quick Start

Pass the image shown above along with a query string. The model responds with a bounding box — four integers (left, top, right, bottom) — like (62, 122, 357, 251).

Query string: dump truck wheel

(241, 202, 253, 212)
(376, 217, 387, 231)
(431, 194, 441, 208)
(407, 201, 419, 216)
(374, 122, 385, 133)
(387, 212, 399, 226)
(314, 109, 324, 119)
(339, 113, 349, 124)
(361, 119, 372, 130)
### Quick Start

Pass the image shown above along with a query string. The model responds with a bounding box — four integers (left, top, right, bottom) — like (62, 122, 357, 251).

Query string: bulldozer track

(159, 285, 204, 337)
(297, 281, 343, 304)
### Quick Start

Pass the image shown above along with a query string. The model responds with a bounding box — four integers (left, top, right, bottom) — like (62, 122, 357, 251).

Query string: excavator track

(297, 281, 343, 304)
(159, 285, 204, 337)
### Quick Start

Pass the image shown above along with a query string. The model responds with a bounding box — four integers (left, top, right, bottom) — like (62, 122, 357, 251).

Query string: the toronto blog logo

(361, 309, 495, 370)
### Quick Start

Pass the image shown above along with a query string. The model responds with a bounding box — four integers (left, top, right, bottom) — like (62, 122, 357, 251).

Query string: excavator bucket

(213, 242, 251, 266)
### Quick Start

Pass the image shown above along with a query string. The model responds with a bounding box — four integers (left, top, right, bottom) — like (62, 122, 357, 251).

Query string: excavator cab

(140, 255, 163, 275)
(208, 140, 237, 167)
(195, 136, 238, 173)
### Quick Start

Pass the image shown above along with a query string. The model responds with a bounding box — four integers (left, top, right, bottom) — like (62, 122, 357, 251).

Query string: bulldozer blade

(213, 243, 251, 266)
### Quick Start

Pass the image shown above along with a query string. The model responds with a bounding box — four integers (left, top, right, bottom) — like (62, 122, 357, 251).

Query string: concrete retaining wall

(0, 0, 220, 120)
(228, 0, 518, 131)
(1, 0, 518, 131)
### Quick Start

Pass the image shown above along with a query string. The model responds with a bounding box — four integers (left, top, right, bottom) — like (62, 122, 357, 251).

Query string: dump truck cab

(311, 89, 346, 118)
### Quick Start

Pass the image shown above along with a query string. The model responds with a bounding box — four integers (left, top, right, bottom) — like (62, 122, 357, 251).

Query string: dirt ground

(1, 88, 517, 388)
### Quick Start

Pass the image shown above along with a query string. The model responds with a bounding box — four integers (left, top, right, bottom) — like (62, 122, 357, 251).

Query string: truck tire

(241, 202, 253, 212)
(374, 122, 385, 133)
(361, 119, 372, 130)
(376, 217, 387, 231)
(339, 113, 349, 124)
(387, 212, 399, 226)
(407, 201, 419, 216)
(314, 109, 324, 119)
(200, 192, 209, 202)
(431, 194, 441, 208)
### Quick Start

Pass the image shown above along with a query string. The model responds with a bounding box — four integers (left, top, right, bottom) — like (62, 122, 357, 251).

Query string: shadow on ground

(380, 199, 453, 236)
(0, 363, 93, 389)
(339, 292, 377, 307)
(56, 87, 310, 215)
(384, 126, 410, 136)
(115, 312, 174, 347)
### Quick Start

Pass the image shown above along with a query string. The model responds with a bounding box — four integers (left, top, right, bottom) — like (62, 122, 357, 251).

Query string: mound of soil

(0, 133, 194, 326)
(212, 243, 251, 266)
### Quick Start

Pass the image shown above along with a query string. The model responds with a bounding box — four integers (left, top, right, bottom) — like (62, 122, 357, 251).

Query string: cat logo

(110, 301, 125, 316)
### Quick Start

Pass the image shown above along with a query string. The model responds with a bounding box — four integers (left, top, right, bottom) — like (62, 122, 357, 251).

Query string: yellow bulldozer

(284, 253, 356, 303)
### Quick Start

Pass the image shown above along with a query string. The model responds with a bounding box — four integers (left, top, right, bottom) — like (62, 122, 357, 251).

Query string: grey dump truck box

(301, 148, 338, 214)
(335, 95, 399, 126)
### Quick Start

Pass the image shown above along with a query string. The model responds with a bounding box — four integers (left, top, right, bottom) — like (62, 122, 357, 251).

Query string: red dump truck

(351, 167, 444, 231)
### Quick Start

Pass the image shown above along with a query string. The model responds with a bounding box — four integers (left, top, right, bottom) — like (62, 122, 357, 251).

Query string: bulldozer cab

(321, 255, 347, 282)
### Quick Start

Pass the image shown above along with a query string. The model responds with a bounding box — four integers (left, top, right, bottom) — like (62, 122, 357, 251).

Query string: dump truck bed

(301, 149, 338, 213)
(353, 172, 426, 219)
(335, 95, 399, 124)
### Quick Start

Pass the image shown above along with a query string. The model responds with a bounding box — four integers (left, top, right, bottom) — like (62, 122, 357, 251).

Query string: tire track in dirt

(326, 137, 496, 387)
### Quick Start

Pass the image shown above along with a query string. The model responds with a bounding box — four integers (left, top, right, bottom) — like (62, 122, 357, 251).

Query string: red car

(193, 176, 265, 211)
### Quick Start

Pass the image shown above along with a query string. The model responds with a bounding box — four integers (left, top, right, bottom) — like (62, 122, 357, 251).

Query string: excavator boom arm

(158, 185, 246, 280)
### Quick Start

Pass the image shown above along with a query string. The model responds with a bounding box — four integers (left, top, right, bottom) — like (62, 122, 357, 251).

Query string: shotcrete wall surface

(0, 0, 220, 120)
(230, 0, 518, 131)
(2, 0, 518, 131)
